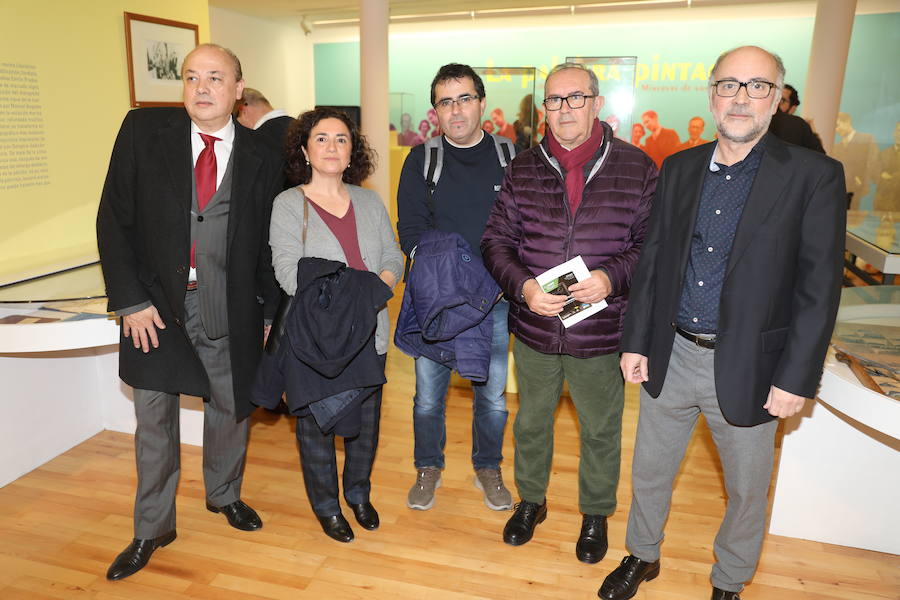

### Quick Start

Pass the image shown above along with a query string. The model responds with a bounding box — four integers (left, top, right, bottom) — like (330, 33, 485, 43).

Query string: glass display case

(565, 56, 637, 141)
(474, 67, 537, 147)
(845, 210, 900, 284)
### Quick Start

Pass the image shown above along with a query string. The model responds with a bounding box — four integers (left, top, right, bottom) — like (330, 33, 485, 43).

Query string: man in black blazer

(97, 44, 282, 580)
(600, 46, 845, 600)
(768, 83, 824, 153)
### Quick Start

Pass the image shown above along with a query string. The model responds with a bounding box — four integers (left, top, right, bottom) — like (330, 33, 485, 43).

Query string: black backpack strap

(425, 144, 439, 226)
(406, 141, 443, 282)
(500, 141, 512, 166)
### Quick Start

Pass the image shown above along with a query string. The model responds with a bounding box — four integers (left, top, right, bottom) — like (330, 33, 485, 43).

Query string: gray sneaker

(474, 468, 513, 510)
(407, 467, 442, 510)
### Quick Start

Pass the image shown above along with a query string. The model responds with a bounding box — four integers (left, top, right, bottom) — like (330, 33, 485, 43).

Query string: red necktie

(191, 133, 220, 268)
(195, 133, 219, 211)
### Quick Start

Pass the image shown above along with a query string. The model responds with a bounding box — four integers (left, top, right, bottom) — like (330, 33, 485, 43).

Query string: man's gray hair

(184, 43, 243, 81)
(241, 88, 271, 107)
(546, 62, 600, 96)
(709, 46, 785, 88)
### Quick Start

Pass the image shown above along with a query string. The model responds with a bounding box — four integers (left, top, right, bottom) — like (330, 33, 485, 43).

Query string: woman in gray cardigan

(270, 107, 403, 543)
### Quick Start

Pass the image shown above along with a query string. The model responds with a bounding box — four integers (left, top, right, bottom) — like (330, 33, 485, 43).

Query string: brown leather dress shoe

(598, 554, 660, 599)
(106, 530, 176, 581)
(207, 499, 262, 531)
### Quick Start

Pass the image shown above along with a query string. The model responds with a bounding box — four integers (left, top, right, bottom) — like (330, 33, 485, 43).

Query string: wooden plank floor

(1, 298, 898, 598)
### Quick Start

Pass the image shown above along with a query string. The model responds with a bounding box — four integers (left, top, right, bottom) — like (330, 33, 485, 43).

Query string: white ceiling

(208, 0, 792, 26)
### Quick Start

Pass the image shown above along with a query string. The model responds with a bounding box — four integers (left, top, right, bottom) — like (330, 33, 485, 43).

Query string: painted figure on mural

(677, 116, 711, 150)
(427, 108, 442, 138)
(514, 94, 544, 148)
(832, 113, 878, 209)
(631, 122, 647, 150)
(397, 112, 422, 146)
(641, 109, 681, 168)
(874, 122, 900, 212)
(491, 107, 517, 142)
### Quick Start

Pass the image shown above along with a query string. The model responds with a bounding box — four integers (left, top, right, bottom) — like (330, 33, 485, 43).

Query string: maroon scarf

(545, 118, 605, 214)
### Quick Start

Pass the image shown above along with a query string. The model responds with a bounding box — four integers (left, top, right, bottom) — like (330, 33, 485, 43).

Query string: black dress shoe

(576, 514, 608, 563)
(348, 502, 379, 530)
(711, 587, 741, 600)
(206, 499, 262, 531)
(317, 513, 354, 543)
(598, 555, 660, 600)
(502, 500, 547, 546)
(106, 530, 176, 581)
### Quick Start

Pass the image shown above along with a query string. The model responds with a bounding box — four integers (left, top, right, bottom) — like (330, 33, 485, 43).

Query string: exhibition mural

(314, 12, 899, 206)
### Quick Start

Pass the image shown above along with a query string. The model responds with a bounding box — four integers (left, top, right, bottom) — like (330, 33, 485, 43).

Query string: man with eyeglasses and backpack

(397, 63, 516, 514)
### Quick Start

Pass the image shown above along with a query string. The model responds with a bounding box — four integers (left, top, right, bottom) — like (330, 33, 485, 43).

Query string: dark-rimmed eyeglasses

(711, 79, 778, 99)
(542, 93, 596, 111)
(434, 94, 480, 111)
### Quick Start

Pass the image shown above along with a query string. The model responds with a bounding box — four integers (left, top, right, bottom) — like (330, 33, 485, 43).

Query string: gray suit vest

(191, 152, 234, 340)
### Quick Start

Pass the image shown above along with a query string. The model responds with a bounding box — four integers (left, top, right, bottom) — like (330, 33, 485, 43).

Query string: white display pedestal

(769, 291, 900, 555)
(0, 315, 204, 488)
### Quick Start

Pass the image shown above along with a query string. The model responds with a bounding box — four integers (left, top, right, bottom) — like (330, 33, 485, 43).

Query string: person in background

(778, 83, 800, 115)
(268, 107, 403, 543)
(236, 87, 293, 150)
(768, 83, 824, 153)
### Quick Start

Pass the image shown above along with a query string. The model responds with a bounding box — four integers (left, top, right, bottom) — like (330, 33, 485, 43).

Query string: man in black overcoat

(97, 43, 281, 580)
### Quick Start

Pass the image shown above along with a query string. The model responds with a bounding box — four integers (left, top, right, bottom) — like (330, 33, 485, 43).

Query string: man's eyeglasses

(543, 93, 597, 111)
(434, 94, 480, 111)
(711, 79, 778, 99)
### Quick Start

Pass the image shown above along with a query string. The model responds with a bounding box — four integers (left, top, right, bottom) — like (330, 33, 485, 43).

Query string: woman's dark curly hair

(284, 107, 376, 186)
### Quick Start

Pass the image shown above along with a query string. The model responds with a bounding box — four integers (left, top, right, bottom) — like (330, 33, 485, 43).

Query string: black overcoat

(97, 107, 282, 421)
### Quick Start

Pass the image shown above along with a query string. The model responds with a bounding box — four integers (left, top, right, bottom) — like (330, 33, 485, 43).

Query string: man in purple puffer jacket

(481, 63, 657, 564)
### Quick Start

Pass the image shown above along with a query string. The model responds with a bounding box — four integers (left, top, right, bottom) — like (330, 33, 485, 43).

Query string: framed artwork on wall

(124, 12, 199, 107)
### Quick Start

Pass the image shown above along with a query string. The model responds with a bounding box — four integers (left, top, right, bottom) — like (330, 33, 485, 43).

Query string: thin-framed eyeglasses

(434, 94, 480, 111)
(543, 93, 597, 111)
(711, 79, 778, 99)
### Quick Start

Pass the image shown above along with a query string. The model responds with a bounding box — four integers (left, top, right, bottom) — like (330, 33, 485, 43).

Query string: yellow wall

(0, 0, 209, 284)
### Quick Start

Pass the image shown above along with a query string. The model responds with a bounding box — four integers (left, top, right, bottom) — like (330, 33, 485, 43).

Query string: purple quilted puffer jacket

(481, 127, 657, 358)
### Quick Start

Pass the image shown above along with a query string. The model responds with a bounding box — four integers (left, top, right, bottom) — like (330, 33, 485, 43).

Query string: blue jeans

(413, 300, 509, 470)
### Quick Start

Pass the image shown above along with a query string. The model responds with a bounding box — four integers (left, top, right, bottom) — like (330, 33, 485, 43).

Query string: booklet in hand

(535, 255, 607, 328)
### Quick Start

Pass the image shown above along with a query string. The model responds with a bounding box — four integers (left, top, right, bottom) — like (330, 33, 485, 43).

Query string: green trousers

(512, 338, 624, 515)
